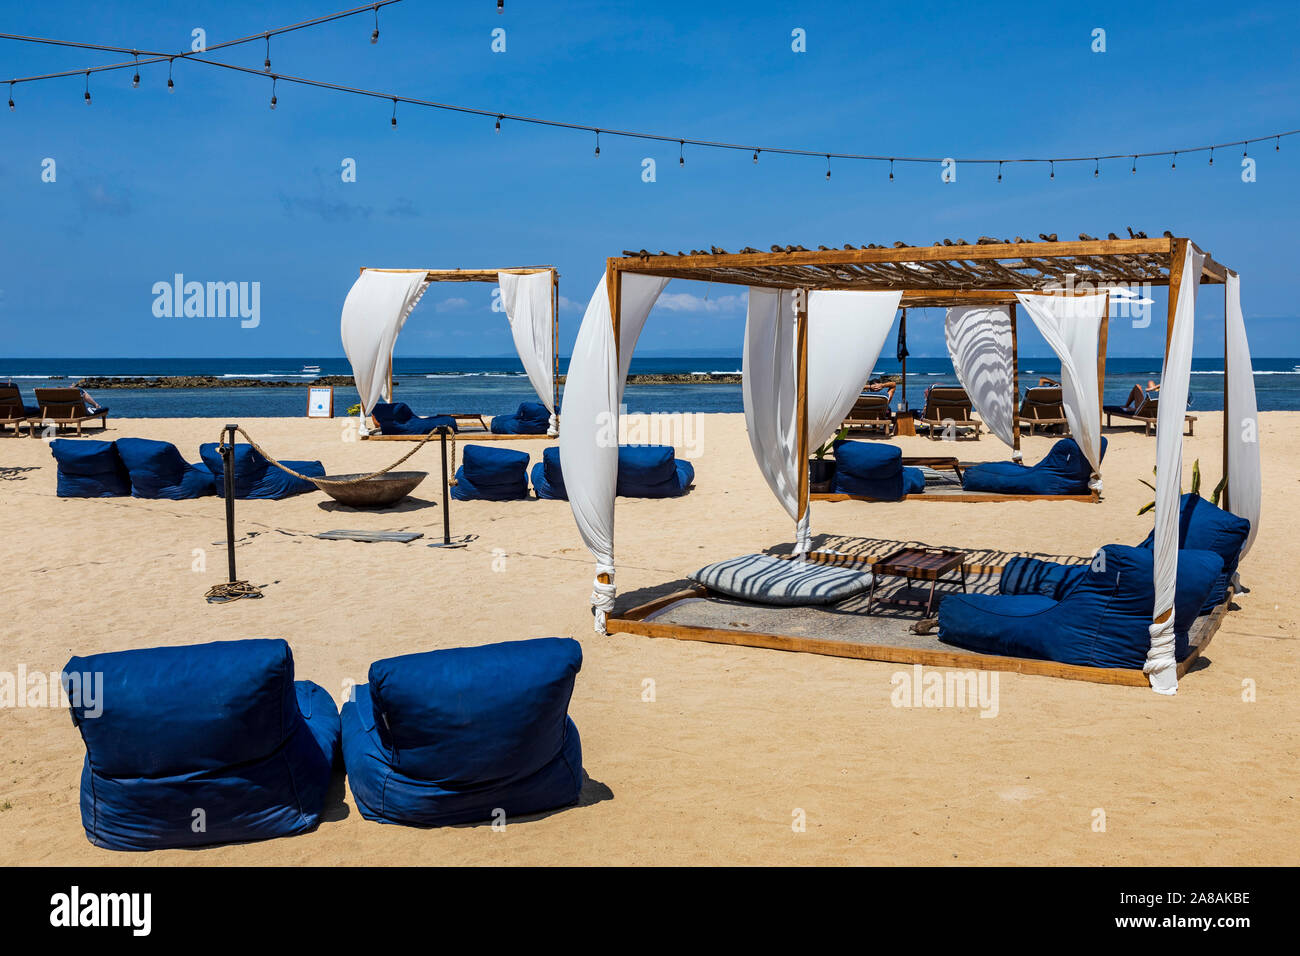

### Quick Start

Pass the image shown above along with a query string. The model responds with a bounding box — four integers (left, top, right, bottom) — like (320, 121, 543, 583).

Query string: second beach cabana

(340, 266, 561, 439)
(559, 234, 1262, 693)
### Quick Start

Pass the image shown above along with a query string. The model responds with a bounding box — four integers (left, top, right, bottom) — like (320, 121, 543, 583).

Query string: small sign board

(306, 385, 334, 418)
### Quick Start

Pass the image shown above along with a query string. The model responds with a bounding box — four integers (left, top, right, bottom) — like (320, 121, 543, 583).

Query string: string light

(132, 54, 140, 88)
(264, 36, 271, 71)
(997, 160, 1003, 182)
(1131, 155, 1136, 174)
(678, 140, 684, 166)
(1243, 141, 1248, 158)
(1171, 152, 1176, 170)
(1093, 158, 1099, 178)
(494, 113, 501, 132)
(167, 58, 175, 91)
(390, 96, 397, 127)
(269, 75, 277, 109)
(83, 70, 90, 105)
(752, 148, 759, 164)
(7, 81, 13, 111)
(1277, 136, 1282, 152)
(824, 154, 830, 180)
(498, 1, 504, 12)
(593, 129, 600, 156)
(888, 158, 894, 181)
(1209, 147, 1214, 166)
(371, 5, 380, 43)
(1049, 160, 1055, 180)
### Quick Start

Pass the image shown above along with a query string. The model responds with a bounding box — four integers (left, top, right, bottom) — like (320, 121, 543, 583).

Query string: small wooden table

(900, 456, 963, 481)
(893, 413, 917, 437)
(866, 547, 967, 617)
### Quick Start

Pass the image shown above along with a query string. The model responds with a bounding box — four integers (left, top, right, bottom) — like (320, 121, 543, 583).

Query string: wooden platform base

(606, 551, 1229, 688)
(362, 432, 554, 442)
(810, 491, 1098, 504)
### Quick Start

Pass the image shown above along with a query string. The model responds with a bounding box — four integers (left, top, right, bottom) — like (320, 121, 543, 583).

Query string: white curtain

(1015, 292, 1108, 489)
(340, 270, 430, 433)
(744, 288, 902, 556)
(1145, 245, 1205, 695)
(498, 271, 558, 435)
(945, 306, 1017, 455)
(559, 272, 670, 633)
(1225, 273, 1261, 562)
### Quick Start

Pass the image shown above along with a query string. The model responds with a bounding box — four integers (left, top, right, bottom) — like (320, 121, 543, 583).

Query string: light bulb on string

(390, 98, 397, 128)
(495, 114, 501, 132)
(498, 1, 504, 13)
(1242, 141, 1248, 159)
(1093, 159, 1099, 178)
(825, 155, 831, 180)
(888, 158, 894, 182)
(9, 81, 15, 111)
(269, 76, 277, 110)
(1171, 152, 1176, 170)
(997, 160, 1003, 183)
(1131, 155, 1137, 174)
(132, 54, 140, 88)
(678, 140, 684, 167)
(1049, 160, 1055, 180)
(1209, 147, 1214, 167)
(371, 5, 380, 43)
(752, 148, 759, 164)
(264, 36, 272, 71)
(594, 130, 600, 156)
(1276, 136, 1281, 152)
(83, 71, 90, 105)
(167, 58, 175, 92)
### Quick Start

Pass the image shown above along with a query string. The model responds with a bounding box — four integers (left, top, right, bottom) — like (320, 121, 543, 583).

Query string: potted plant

(1137, 459, 1226, 515)
(808, 426, 847, 492)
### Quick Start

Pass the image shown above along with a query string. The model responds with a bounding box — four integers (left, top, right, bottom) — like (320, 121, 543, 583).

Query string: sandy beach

(1, 412, 1294, 866)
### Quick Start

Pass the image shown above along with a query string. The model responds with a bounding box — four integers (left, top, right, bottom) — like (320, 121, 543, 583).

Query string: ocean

(4, 356, 1299, 418)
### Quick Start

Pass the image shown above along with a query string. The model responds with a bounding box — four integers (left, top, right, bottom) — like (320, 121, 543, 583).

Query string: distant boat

(301, 365, 321, 375)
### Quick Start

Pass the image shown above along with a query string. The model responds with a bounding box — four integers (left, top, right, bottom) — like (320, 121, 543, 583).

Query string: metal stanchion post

(428, 426, 466, 549)
(222, 423, 237, 582)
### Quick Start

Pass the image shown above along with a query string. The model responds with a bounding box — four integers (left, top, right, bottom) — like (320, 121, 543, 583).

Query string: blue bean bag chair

(450, 444, 531, 501)
(531, 446, 567, 500)
(938, 544, 1221, 669)
(371, 402, 458, 436)
(829, 441, 926, 499)
(531, 445, 694, 500)
(50, 439, 130, 497)
(62, 638, 340, 851)
(341, 637, 584, 827)
(961, 437, 1107, 496)
(491, 401, 552, 435)
(116, 437, 216, 499)
(199, 442, 324, 499)
(1137, 493, 1250, 612)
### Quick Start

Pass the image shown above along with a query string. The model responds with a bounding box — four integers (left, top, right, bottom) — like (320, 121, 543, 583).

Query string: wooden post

(1154, 240, 1188, 628)
(552, 269, 561, 428)
(598, 262, 622, 589)
(795, 289, 810, 524)
(386, 355, 394, 403)
(1098, 293, 1110, 430)
(1009, 302, 1021, 457)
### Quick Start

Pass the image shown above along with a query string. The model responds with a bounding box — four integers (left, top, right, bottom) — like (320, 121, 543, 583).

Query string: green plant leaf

(1137, 501, 1155, 516)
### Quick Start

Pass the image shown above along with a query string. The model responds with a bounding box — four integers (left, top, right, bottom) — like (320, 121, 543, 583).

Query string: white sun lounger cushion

(689, 553, 873, 606)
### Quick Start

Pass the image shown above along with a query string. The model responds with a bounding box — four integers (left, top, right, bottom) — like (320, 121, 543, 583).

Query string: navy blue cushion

(939, 544, 1220, 669)
(962, 437, 1107, 495)
(830, 441, 906, 499)
(530, 445, 692, 499)
(50, 439, 130, 497)
(116, 437, 216, 499)
(1137, 494, 1250, 611)
(372, 402, 458, 436)
(341, 637, 584, 827)
(491, 401, 551, 435)
(450, 444, 531, 501)
(902, 466, 926, 496)
(62, 638, 339, 850)
(199, 443, 323, 499)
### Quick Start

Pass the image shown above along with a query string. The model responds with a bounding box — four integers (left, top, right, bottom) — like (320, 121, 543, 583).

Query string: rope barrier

(205, 579, 263, 603)
(219, 423, 456, 488)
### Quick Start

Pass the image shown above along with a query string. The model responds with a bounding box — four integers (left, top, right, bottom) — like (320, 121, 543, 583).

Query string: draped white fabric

(1225, 273, 1262, 562)
(744, 288, 902, 556)
(559, 272, 670, 633)
(340, 270, 430, 433)
(944, 306, 1017, 453)
(1016, 292, 1108, 489)
(1145, 245, 1205, 695)
(497, 271, 558, 435)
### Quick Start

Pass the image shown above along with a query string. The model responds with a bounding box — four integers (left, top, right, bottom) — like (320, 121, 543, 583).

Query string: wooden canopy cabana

(347, 266, 560, 441)
(592, 232, 1248, 688)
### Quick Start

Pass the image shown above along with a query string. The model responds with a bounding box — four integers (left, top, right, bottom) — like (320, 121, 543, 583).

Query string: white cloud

(434, 297, 470, 313)
(655, 292, 746, 314)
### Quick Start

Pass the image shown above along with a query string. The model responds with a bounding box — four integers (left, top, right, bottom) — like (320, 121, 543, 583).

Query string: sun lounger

(450, 444, 532, 500)
(371, 401, 458, 436)
(341, 637, 584, 827)
(938, 545, 1221, 669)
(491, 401, 552, 435)
(1103, 385, 1196, 436)
(63, 638, 339, 850)
(31, 387, 108, 436)
(961, 437, 1106, 496)
(917, 385, 981, 440)
(841, 393, 894, 436)
(49, 439, 131, 497)
(0, 383, 36, 435)
(1018, 385, 1070, 436)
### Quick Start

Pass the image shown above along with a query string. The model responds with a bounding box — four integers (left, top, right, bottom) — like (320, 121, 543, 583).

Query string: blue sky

(1, 0, 1297, 359)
